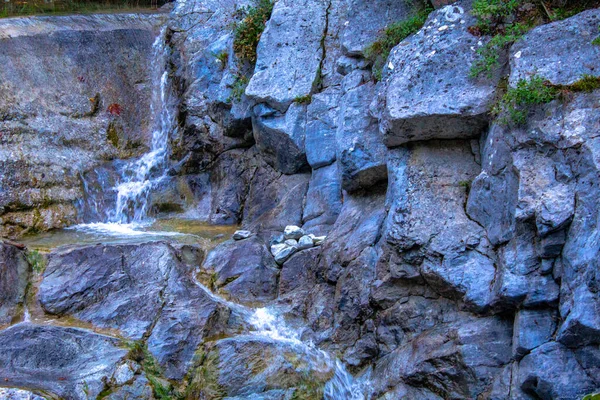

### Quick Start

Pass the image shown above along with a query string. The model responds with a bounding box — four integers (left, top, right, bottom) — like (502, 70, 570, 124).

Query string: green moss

(127, 341, 183, 400)
(294, 95, 312, 105)
(494, 75, 558, 125)
(106, 122, 120, 148)
(233, 0, 274, 65)
(568, 74, 600, 92)
(593, 36, 600, 46)
(0, 0, 167, 18)
(229, 74, 250, 103)
(364, 6, 432, 81)
(183, 348, 225, 400)
(26, 249, 46, 274)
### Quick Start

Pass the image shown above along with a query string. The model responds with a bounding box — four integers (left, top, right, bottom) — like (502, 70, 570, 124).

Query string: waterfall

(109, 26, 177, 224)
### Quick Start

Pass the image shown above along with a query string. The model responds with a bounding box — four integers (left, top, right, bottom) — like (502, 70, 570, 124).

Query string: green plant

(183, 348, 225, 400)
(214, 51, 229, 68)
(294, 95, 312, 105)
(593, 36, 600, 46)
(471, 0, 522, 34)
(229, 74, 250, 103)
(364, 6, 432, 81)
(569, 74, 600, 92)
(127, 341, 182, 399)
(470, 23, 529, 78)
(494, 75, 558, 125)
(26, 249, 46, 274)
(583, 394, 600, 400)
(233, 0, 274, 64)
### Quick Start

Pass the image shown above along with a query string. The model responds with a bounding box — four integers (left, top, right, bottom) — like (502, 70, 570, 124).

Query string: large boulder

(302, 163, 343, 234)
(200, 237, 280, 304)
(38, 242, 236, 380)
(0, 323, 127, 399)
(245, 0, 328, 111)
(509, 9, 600, 87)
(0, 242, 29, 326)
(375, 1, 498, 147)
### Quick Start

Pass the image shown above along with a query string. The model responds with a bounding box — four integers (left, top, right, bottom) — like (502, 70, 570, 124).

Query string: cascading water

(110, 26, 177, 224)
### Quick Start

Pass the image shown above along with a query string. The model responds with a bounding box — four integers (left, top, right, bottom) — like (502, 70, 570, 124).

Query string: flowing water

(61, 21, 372, 399)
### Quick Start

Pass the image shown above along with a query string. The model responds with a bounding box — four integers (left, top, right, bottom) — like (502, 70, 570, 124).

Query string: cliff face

(0, 1, 599, 399)
(0, 13, 165, 237)
(160, 0, 600, 397)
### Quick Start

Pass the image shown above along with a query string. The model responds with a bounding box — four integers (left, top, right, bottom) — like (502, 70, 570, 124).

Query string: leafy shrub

(364, 6, 432, 81)
(494, 76, 558, 125)
(583, 393, 600, 400)
(294, 95, 312, 105)
(471, 0, 522, 34)
(233, 0, 274, 64)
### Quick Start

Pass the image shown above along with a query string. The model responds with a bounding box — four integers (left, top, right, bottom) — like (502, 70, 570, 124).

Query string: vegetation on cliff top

(494, 74, 600, 125)
(0, 0, 168, 18)
(233, 0, 274, 64)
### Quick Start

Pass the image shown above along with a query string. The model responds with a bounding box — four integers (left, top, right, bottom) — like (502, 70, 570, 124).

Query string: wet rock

(245, 0, 328, 111)
(201, 237, 279, 304)
(376, 1, 498, 147)
(510, 9, 600, 87)
(191, 337, 332, 398)
(105, 375, 155, 400)
(337, 78, 388, 192)
(233, 230, 252, 240)
(39, 243, 176, 340)
(0, 323, 127, 399)
(279, 247, 320, 297)
(0, 14, 165, 238)
(0, 242, 29, 326)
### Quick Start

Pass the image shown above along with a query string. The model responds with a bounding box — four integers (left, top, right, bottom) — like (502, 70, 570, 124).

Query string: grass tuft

(233, 0, 274, 65)
(26, 249, 46, 274)
(364, 6, 432, 81)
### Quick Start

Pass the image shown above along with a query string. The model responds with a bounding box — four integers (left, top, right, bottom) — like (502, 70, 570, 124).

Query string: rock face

(0, 13, 165, 238)
(375, 1, 499, 146)
(0, 242, 29, 326)
(2, 2, 600, 400)
(0, 323, 128, 399)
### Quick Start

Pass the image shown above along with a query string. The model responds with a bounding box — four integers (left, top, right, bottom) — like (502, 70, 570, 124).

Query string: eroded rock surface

(0, 242, 29, 326)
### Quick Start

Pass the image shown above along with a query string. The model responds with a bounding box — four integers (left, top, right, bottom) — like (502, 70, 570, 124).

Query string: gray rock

(284, 239, 298, 247)
(0, 14, 164, 238)
(284, 225, 305, 240)
(310, 234, 327, 246)
(0, 388, 45, 400)
(272, 244, 298, 266)
(337, 78, 388, 192)
(105, 375, 155, 400)
(340, 0, 414, 57)
(39, 243, 176, 340)
(201, 237, 280, 304)
(252, 103, 308, 175)
(279, 247, 320, 297)
(516, 342, 597, 400)
(245, 0, 328, 111)
(0, 323, 127, 399)
(233, 230, 252, 240)
(305, 88, 342, 169)
(302, 163, 343, 234)
(191, 337, 332, 398)
(509, 9, 600, 87)
(0, 242, 29, 326)
(297, 235, 314, 250)
(376, 1, 498, 147)
(513, 309, 557, 360)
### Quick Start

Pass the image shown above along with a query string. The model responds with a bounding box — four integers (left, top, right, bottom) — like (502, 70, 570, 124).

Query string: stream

(17, 18, 373, 400)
